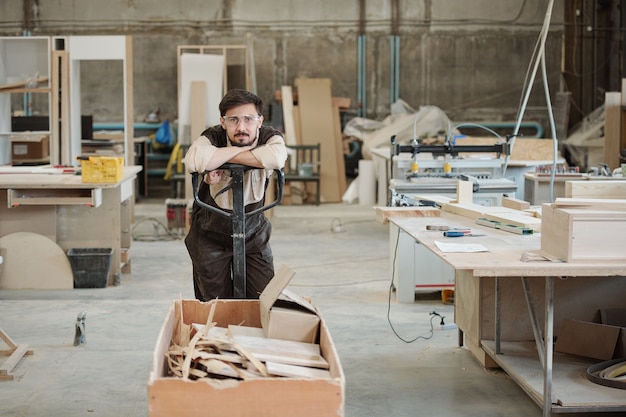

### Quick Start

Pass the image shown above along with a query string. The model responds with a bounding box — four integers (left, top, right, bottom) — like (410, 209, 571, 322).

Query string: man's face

(220, 103, 264, 147)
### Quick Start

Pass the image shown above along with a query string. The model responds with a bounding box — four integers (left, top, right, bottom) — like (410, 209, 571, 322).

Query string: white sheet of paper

(434, 241, 489, 253)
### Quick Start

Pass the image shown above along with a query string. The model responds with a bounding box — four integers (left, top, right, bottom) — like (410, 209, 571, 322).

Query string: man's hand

(204, 170, 222, 185)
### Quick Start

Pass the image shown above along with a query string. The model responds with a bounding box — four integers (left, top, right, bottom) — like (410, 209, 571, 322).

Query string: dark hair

(219, 89, 263, 116)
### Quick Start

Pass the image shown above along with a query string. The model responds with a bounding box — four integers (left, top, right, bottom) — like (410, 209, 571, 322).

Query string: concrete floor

(0, 201, 549, 417)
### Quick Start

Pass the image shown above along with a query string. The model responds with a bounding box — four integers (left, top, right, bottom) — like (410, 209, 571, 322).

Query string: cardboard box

(541, 204, 626, 262)
(11, 134, 49, 160)
(148, 274, 345, 417)
(600, 308, 626, 358)
(260, 265, 320, 343)
(555, 317, 626, 360)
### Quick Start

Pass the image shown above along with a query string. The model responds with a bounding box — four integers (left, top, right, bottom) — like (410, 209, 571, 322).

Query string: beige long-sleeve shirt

(184, 128, 287, 209)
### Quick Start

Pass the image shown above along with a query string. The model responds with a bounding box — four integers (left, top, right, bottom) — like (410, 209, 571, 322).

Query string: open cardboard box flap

(259, 264, 320, 343)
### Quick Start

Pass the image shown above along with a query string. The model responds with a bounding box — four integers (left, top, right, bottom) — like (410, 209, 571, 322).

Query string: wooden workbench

(0, 166, 141, 288)
(390, 213, 626, 417)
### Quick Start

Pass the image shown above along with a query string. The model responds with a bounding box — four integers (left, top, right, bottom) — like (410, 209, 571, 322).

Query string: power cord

(387, 226, 439, 343)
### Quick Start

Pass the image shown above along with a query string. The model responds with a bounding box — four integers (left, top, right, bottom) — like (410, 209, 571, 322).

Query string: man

(184, 89, 288, 301)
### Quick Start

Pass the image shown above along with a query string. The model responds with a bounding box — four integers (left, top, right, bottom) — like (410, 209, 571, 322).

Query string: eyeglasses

(222, 114, 261, 127)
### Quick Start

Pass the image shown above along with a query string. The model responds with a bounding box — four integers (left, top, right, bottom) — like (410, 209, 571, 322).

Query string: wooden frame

(65, 35, 134, 166)
(0, 329, 33, 381)
(177, 44, 250, 96)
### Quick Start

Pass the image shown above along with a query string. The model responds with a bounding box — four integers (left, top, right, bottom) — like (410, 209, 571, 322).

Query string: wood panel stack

(287, 78, 346, 204)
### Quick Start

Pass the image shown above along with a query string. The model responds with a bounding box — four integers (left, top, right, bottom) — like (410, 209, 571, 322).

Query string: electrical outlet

(439, 323, 458, 331)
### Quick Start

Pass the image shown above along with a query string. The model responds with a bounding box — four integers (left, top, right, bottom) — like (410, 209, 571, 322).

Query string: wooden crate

(148, 299, 345, 417)
(541, 204, 626, 262)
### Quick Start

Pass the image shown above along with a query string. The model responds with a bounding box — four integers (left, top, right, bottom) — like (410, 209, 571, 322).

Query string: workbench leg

(495, 277, 501, 354)
(543, 277, 554, 417)
(522, 277, 545, 367)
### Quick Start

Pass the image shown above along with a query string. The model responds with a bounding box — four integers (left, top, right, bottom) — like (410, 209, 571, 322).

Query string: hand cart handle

(191, 163, 284, 218)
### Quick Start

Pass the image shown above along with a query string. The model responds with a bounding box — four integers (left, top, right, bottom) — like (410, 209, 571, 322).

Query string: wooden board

(230, 333, 329, 369)
(332, 105, 347, 198)
(0, 232, 73, 290)
(294, 78, 343, 203)
(266, 361, 332, 379)
(501, 196, 530, 211)
(442, 202, 541, 231)
(0, 329, 34, 382)
(604, 92, 622, 170)
(0, 76, 48, 91)
(554, 197, 626, 211)
(455, 137, 557, 161)
(281, 86, 297, 146)
(374, 206, 440, 224)
(483, 340, 626, 409)
(565, 180, 626, 199)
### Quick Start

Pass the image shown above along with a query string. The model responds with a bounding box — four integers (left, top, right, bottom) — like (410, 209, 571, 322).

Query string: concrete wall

(0, 0, 564, 133)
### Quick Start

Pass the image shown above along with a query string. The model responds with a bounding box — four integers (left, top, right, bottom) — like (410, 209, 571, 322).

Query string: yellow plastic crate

(80, 156, 124, 183)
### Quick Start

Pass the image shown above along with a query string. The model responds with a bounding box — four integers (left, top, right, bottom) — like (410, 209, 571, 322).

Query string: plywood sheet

(565, 180, 626, 199)
(455, 137, 557, 161)
(604, 92, 621, 170)
(178, 53, 223, 144)
(0, 232, 73, 289)
(281, 86, 297, 146)
(294, 78, 342, 203)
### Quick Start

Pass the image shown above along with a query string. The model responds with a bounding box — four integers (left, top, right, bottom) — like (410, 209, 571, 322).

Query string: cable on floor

(131, 217, 184, 242)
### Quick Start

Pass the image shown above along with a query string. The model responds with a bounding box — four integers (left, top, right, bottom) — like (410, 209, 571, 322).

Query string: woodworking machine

(388, 135, 518, 206)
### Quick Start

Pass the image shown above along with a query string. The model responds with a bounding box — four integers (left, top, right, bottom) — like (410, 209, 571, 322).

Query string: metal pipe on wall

(357, 0, 366, 117)
(390, 0, 400, 105)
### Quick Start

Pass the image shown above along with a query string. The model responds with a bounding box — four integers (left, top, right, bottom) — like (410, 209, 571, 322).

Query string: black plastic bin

(67, 248, 113, 288)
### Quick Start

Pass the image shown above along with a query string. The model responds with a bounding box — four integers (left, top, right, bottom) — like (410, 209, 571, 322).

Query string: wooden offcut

(374, 206, 441, 224)
(455, 180, 474, 204)
(501, 196, 531, 211)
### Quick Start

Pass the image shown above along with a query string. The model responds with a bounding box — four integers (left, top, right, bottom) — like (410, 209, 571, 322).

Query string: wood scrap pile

(166, 302, 332, 381)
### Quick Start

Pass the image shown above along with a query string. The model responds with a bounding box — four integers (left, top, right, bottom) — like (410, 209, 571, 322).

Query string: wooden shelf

(482, 340, 626, 414)
(0, 87, 51, 94)
(7, 188, 102, 207)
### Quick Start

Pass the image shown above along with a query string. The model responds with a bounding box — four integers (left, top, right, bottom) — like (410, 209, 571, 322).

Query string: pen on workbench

(443, 231, 486, 237)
